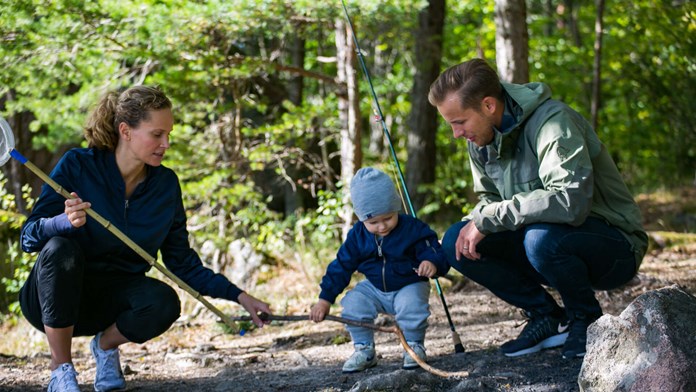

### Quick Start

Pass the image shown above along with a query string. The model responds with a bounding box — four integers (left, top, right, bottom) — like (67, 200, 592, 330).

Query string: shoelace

(516, 316, 554, 341)
(96, 348, 123, 381)
(51, 364, 79, 390)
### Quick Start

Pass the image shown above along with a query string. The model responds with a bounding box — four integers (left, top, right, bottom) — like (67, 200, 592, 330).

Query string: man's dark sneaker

(562, 313, 599, 359)
(500, 311, 569, 357)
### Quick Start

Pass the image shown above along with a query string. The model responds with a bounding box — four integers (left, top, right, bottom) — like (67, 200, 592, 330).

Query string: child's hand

(310, 299, 331, 322)
(416, 260, 437, 278)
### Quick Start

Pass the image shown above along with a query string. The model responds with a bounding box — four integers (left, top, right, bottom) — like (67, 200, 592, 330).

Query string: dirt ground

(1, 188, 695, 392)
(1, 246, 695, 392)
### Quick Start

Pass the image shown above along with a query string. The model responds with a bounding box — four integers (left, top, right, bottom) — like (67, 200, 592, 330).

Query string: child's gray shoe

(48, 363, 80, 392)
(342, 342, 377, 373)
(90, 332, 126, 391)
(403, 341, 427, 370)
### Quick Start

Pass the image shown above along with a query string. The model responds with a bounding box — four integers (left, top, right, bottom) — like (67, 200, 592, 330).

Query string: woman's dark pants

(19, 237, 181, 343)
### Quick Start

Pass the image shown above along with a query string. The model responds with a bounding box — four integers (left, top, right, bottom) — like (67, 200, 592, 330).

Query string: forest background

(0, 0, 694, 328)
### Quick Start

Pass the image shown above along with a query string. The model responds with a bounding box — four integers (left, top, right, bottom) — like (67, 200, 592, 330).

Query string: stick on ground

(229, 313, 470, 379)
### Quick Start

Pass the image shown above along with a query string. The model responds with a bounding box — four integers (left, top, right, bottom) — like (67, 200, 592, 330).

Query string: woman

(19, 85, 272, 392)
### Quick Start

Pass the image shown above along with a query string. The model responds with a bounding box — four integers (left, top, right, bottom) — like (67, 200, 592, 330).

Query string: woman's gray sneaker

(47, 363, 80, 392)
(90, 332, 126, 391)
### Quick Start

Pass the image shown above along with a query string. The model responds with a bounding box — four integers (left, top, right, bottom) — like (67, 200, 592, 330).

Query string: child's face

(363, 212, 399, 237)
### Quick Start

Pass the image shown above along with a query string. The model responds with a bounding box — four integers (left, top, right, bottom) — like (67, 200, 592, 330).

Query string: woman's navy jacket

(21, 148, 242, 301)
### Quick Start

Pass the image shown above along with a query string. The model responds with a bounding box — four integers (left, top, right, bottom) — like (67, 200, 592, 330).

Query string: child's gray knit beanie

(350, 167, 401, 221)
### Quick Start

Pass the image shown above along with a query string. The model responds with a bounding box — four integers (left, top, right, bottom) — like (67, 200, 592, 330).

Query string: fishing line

(340, 0, 464, 354)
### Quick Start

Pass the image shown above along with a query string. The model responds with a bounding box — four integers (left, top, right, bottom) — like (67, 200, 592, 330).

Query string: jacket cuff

(43, 213, 74, 237)
(227, 284, 244, 303)
(470, 207, 489, 234)
(318, 291, 336, 305)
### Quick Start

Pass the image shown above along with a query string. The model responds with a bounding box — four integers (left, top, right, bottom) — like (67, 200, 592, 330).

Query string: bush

(0, 176, 33, 319)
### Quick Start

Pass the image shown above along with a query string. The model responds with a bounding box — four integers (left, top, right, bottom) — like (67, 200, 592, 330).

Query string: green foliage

(444, 0, 496, 62)
(525, 0, 696, 189)
(1, 0, 694, 318)
(596, 1, 696, 189)
(0, 175, 34, 318)
(294, 189, 345, 251)
(330, 333, 351, 345)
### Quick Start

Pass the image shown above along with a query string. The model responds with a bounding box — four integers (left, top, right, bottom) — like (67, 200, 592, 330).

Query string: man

(428, 58, 647, 358)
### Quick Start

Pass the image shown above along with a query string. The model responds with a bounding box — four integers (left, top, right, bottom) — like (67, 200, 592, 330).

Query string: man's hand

(455, 221, 486, 261)
(310, 299, 331, 322)
(237, 292, 272, 328)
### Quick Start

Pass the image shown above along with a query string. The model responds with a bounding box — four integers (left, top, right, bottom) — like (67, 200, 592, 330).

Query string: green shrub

(0, 176, 33, 319)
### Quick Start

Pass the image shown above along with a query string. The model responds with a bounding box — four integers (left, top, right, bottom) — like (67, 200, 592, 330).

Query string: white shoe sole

(342, 358, 377, 373)
(503, 332, 569, 357)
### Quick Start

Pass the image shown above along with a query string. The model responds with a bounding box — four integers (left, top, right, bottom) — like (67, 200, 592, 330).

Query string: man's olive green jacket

(466, 82, 647, 267)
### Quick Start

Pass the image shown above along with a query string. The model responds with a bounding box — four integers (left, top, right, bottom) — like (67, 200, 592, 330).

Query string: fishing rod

(340, 0, 464, 354)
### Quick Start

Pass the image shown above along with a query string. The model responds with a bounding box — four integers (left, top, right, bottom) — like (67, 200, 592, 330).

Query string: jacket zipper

(425, 239, 438, 277)
(375, 235, 386, 291)
(124, 199, 129, 232)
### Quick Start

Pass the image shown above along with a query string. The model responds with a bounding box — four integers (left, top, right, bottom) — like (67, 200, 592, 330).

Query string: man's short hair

(428, 58, 502, 111)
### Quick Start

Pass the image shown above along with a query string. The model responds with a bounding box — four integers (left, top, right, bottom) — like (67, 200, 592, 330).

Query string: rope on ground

(229, 313, 470, 379)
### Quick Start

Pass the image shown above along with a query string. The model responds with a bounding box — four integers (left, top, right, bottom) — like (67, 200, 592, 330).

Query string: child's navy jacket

(319, 214, 449, 304)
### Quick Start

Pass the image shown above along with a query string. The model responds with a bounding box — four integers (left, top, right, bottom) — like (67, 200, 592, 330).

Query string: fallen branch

(229, 313, 470, 379)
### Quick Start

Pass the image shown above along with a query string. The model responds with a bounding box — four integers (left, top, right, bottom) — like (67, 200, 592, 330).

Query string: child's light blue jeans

(340, 279, 430, 344)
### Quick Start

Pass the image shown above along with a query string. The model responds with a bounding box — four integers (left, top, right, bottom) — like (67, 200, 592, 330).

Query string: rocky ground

(1, 187, 694, 391)
(1, 247, 695, 392)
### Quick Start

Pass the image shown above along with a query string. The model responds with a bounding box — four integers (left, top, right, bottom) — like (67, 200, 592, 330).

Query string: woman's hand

(64, 192, 91, 228)
(237, 292, 272, 328)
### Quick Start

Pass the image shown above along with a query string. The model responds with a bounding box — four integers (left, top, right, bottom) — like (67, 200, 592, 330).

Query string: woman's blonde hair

(84, 85, 172, 150)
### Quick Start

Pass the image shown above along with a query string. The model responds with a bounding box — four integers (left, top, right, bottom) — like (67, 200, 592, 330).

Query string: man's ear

(481, 96, 498, 115)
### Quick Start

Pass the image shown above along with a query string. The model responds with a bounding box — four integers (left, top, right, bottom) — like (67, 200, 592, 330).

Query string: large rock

(579, 285, 696, 391)
(228, 238, 264, 289)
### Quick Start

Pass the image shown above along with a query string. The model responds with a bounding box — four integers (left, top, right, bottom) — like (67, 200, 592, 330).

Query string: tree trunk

(591, 0, 606, 131)
(368, 43, 386, 156)
(406, 0, 445, 214)
(336, 18, 362, 239)
(495, 0, 529, 83)
(543, 0, 555, 36)
(564, 0, 583, 47)
(288, 33, 305, 107)
(1, 92, 69, 215)
(3, 111, 31, 215)
(284, 32, 307, 215)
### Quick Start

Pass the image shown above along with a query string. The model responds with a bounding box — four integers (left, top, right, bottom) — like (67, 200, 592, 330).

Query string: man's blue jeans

(442, 217, 638, 319)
